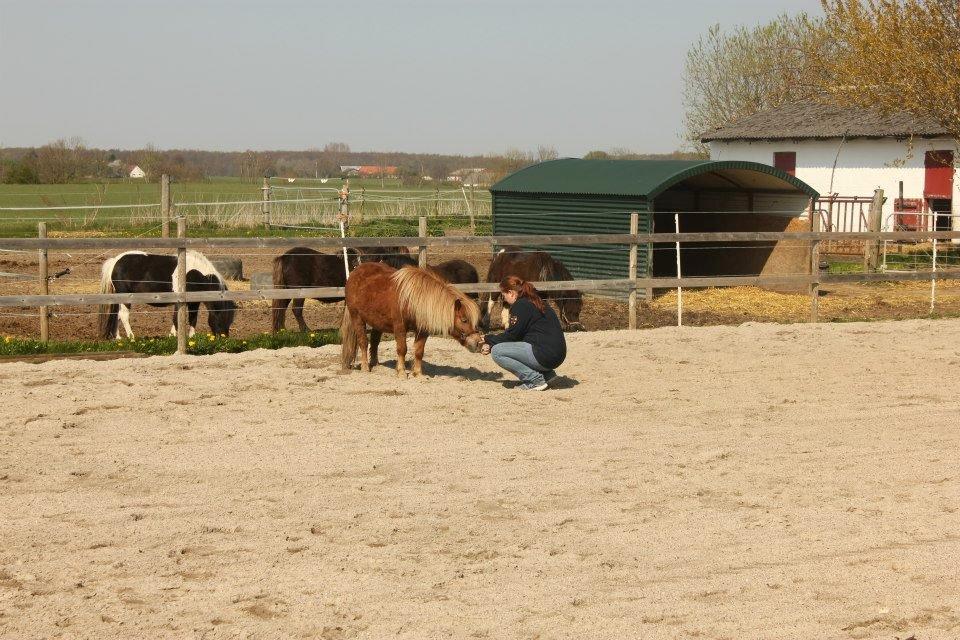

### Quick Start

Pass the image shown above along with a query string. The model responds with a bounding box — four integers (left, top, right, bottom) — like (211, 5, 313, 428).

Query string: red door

(924, 150, 953, 198)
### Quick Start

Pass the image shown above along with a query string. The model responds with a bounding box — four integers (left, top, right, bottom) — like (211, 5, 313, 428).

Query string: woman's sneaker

(520, 381, 548, 391)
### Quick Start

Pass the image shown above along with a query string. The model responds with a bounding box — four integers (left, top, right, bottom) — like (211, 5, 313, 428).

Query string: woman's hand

(480, 344, 491, 355)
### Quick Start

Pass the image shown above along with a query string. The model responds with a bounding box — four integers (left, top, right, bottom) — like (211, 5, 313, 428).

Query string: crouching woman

(481, 276, 567, 391)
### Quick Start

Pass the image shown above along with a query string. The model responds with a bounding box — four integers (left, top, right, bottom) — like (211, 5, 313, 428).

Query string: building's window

(773, 151, 796, 176)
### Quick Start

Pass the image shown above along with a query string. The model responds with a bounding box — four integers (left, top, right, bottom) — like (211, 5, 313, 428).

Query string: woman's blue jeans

(490, 342, 555, 386)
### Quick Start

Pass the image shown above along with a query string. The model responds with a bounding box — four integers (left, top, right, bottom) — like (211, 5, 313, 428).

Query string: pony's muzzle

(462, 333, 483, 353)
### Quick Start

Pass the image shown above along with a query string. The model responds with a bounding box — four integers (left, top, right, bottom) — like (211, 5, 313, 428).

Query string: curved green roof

(490, 158, 819, 199)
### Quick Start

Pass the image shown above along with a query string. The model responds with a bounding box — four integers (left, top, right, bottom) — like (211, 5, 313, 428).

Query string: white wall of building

(709, 137, 960, 232)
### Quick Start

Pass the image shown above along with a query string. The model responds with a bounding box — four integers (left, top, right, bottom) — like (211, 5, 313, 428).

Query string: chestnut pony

(340, 262, 483, 378)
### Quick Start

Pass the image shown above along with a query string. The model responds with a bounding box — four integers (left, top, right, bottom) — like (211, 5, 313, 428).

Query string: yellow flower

(309, 333, 315, 338)
(188, 340, 196, 347)
(207, 334, 214, 340)
(4, 336, 11, 343)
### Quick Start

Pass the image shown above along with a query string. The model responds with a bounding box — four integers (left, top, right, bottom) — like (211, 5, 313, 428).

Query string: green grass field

(0, 178, 491, 237)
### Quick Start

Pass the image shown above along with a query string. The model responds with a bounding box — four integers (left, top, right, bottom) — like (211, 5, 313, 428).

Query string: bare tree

(537, 145, 559, 162)
(682, 14, 819, 153)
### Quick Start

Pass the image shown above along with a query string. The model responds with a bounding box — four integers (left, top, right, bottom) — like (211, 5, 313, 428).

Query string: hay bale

(250, 272, 273, 290)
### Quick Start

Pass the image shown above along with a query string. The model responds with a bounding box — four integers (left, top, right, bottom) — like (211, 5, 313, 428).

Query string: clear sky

(0, 0, 821, 156)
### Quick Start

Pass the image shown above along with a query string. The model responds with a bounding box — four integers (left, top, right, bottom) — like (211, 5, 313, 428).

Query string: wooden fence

(2, 218, 960, 354)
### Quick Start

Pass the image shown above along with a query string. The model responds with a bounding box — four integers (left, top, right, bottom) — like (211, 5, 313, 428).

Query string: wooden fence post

(810, 197, 820, 322)
(261, 177, 271, 229)
(628, 212, 638, 329)
(418, 216, 428, 267)
(358, 187, 366, 225)
(161, 174, 171, 238)
(461, 185, 476, 235)
(176, 214, 188, 355)
(434, 188, 440, 217)
(863, 188, 884, 271)
(38, 222, 49, 342)
(338, 183, 351, 277)
(674, 213, 683, 327)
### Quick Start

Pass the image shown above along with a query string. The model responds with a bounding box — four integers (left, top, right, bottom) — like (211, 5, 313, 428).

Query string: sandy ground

(1, 320, 959, 639)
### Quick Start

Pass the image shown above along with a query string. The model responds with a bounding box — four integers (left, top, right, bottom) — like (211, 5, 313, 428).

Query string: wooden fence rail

(2, 230, 960, 252)
(2, 223, 959, 350)
(4, 271, 960, 311)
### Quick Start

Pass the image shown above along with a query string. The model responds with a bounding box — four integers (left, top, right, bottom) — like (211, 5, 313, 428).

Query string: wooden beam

(3, 230, 960, 252)
(2, 270, 959, 309)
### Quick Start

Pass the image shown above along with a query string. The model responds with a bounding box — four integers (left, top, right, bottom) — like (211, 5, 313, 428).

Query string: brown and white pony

(481, 246, 584, 331)
(340, 262, 482, 378)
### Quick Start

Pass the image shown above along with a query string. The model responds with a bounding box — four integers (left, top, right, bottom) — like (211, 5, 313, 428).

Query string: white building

(703, 102, 960, 234)
(128, 165, 146, 179)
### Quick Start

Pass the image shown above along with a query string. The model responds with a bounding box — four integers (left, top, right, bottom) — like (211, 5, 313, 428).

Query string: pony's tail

(339, 308, 359, 371)
(98, 267, 119, 339)
(271, 256, 288, 332)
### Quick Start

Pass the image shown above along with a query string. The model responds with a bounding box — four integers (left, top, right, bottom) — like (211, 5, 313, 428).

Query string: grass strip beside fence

(0, 329, 340, 358)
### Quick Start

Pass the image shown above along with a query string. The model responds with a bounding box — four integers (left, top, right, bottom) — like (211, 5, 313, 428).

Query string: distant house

(128, 165, 146, 179)
(702, 102, 959, 233)
(357, 165, 398, 177)
(339, 165, 398, 178)
(447, 167, 494, 187)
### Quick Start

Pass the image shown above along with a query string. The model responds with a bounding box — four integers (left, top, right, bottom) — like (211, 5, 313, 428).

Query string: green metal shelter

(490, 159, 819, 293)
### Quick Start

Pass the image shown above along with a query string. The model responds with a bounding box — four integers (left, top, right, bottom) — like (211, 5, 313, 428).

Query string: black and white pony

(98, 251, 237, 339)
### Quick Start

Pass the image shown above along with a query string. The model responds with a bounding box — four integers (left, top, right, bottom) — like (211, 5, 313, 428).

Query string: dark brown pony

(271, 247, 358, 332)
(358, 245, 417, 269)
(481, 246, 584, 331)
(430, 259, 480, 300)
(340, 262, 483, 378)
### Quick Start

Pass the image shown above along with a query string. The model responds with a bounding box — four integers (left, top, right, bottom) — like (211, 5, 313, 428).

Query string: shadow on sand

(349, 360, 580, 390)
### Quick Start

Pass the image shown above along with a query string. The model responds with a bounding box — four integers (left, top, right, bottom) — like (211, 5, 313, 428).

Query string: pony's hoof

(361, 365, 370, 373)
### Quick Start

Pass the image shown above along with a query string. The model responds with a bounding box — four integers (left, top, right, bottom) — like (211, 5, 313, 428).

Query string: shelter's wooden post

(38, 222, 49, 342)
(261, 177, 271, 230)
(863, 188, 884, 271)
(160, 174, 171, 238)
(809, 197, 820, 322)
(418, 216, 428, 267)
(176, 214, 188, 355)
(628, 212, 638, 329)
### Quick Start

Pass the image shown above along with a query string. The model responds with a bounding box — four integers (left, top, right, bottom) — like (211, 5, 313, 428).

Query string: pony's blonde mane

(392, 266, 479, 335)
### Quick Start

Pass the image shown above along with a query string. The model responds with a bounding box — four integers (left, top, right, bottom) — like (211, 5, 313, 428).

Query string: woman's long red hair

(500, 275, 546, 314)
